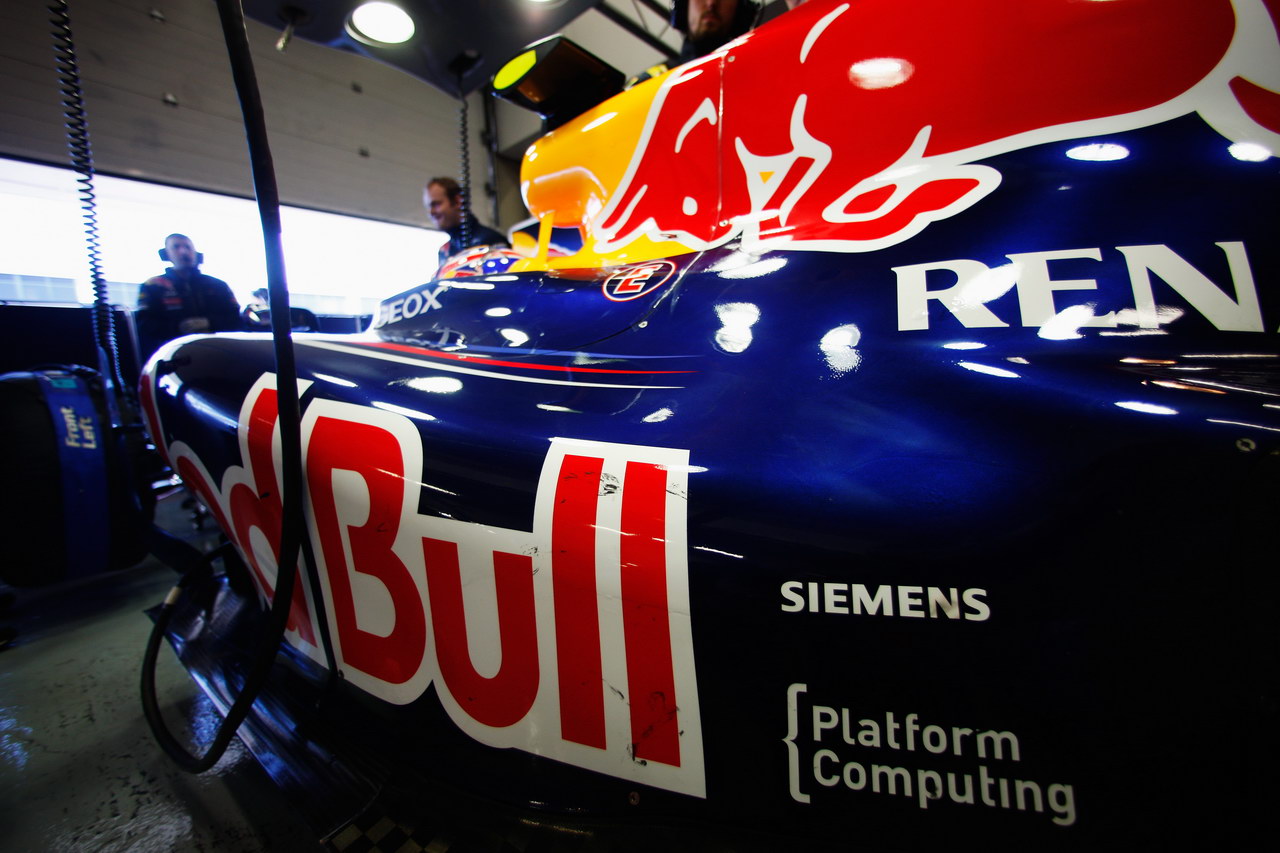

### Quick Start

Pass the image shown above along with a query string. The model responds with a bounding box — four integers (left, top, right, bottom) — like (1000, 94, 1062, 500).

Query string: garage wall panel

(0, 0, 499, 229)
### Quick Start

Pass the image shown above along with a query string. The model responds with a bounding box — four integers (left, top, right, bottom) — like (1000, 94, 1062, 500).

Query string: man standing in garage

(677, 0, 761, 63)
(135, 233, 241, 362)
(426, 177, 507, 270)
(630, 1, 763, 85)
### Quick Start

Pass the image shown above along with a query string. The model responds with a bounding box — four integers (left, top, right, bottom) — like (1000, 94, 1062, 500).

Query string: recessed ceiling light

(348, 2, 416, 46)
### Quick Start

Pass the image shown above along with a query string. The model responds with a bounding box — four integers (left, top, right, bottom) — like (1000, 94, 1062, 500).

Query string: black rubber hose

(48, 0, 128, 402)
(458, 87, 472, 251)
(139, 545, 224, 763)
(482, 88, 500, 229)
(140, 0, 313, 772)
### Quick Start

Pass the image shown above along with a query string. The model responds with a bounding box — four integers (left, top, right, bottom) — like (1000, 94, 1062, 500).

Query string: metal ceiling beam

(635, 0, 673, 23)
(595, 2, 679, 64)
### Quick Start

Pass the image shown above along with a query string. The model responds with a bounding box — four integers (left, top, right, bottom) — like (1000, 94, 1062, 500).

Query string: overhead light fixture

(348, 2, 416, 46)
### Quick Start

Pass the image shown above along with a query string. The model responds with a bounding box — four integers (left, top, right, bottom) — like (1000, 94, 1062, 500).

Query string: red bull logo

(589, 0, 1280, 257)
(144, 373, 707, 797)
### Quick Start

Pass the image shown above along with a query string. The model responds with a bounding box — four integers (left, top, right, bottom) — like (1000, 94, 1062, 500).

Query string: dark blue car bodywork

(144, 4, 1279, 848)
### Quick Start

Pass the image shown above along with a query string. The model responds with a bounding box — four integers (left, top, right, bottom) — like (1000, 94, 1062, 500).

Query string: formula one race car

(143, 1, 1279, 848)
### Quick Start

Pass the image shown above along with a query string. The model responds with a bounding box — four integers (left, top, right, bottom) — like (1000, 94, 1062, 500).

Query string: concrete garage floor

(0, 493, 760, 853)
(0, 492, 321, 852)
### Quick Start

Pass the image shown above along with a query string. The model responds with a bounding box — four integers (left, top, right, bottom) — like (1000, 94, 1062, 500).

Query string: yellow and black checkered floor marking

(327, 814, 429, 852)
(326, 812, 435, 853)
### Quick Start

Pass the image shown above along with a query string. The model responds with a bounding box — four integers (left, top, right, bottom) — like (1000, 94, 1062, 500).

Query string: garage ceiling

(0, 0, 683, 229)
(242, 0, 677, 97)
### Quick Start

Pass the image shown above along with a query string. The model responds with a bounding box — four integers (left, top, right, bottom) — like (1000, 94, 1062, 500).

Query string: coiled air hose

(48, 0, 128, 401)
(458, 85, 473, 251)
(140, 0, 309, 772)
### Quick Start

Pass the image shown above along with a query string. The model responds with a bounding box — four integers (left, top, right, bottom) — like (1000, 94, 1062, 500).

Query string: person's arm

(135, 277, 174, 359)
(200, 276, 243, 333)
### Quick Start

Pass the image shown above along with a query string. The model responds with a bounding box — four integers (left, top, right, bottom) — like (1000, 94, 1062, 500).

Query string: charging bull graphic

(592, 0, 1280, 256)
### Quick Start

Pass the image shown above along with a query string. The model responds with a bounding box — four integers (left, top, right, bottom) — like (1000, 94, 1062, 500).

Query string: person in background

(135, 233, 240, 361)
(629, 0, 762, 86)
(242, 286, 318, 332)
(241, 287, 270, 329)
(676, 0, 760, 63)
(425, 177, 507, 269)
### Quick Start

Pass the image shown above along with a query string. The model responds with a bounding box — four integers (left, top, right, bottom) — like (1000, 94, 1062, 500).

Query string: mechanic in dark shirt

(425, 177, 508, 271)
(241, 286, 319, 332)
(135, 233, 241, 361)
(676, 0, 760, 63)
(629, 1, 762, 86)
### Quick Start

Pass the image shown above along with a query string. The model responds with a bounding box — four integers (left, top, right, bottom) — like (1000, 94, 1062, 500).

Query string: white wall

(0, 157, 447, 315)
(0, 0, 683, 237)
(0, 0, 490, 229)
